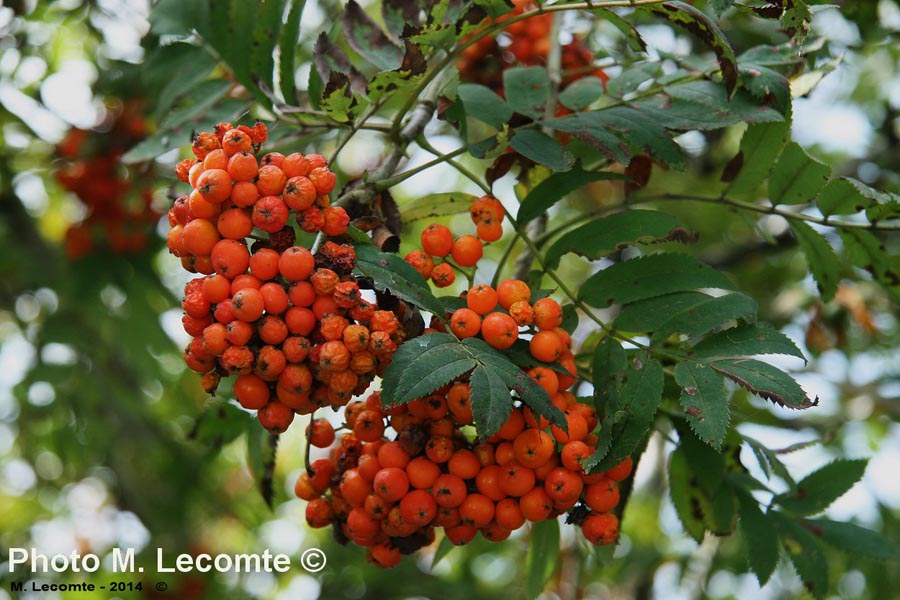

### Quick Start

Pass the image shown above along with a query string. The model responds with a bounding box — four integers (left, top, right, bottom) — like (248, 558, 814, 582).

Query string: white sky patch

(40, 60, 104, 129)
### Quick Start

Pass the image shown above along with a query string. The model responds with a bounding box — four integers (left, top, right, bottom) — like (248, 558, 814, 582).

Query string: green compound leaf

(839, 229, 900, 301)
(675, 361, 730, 446)
(525, 519, 560, 599)
(579, 253, 735, 307)
(802, 518, 900, 560)
(517, 168, 628, 225)
(711, 358, 816, 409)
(586, 357, 663, 472)
(503, 66, 550, 119)
(772, 511, 828, 599)
(399, 192, 480, 224)
(545, 210, 695, 268)
(647, 1, 739, 97)
(774, 459, 868, 516)
(790, 221, 841, 301)
(278, 0, 305, 104)
(722, 121, 790, 198)
(736, 489, 779, 586)
(342, 0, 404, 71)
(457, 84, 514, 128)
(768, 142, 831, 205)
(353, 243, 446, 318)
(616, 291, 757, 342)
(382, 334, 565, 439)
(509, 129, 574, 171)
(690, 323, 805, 362)
(668, 448, 708, 542)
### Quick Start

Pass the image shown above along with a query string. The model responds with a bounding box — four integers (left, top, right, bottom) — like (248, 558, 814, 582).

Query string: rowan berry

(283, 153, 311, 178)
(318, 340, 351, 372)
(444, 523, 478, 546)
(533, 297, 563, 330)
(222, 128, 252, 155)
(255, 345, 286, 381)
(470, 195, 504, 225)
(347, 506, 380, 539)
(561, 440, 592, 473)
(288, 280, 316, 307)
(321, 206, 349, 237)
(210, 239, 250, 279)
(481, 312, 518, 350)
(519, 487, 553, 522)
(448, 449, 481, 480)
(312, 294, 339, 320)
(227, 151, 258, 182)
(373, 467, 410, 502)
(225, 320, 254, 346)
(340, 470, 372, 508)
(181, 218, 220, 256)
(497, 279, 531, 310)
(466, 285, 498, 315)
(285, 306, 316, 336)
(476, 220, 503, 242)
(430, 262, 456, 288)
(201, 274, 231, 304)
(404, 250, 434, 280)
(278, 246, 315, 281)
(196, 168, 232, 204)
(499, 461, 536, 497)
(421, 224, 454, 257)
(234, 373, 270, 410)
(406, 456, 441, 490)
(606, 456, 633, 481)
(306, 418, 336, 448)
(230, 180, 259, 207)
(281, 175, 317, 211)
(231, 287, 265, 322)
(305, 498, 335, 528)
(582, 512, 619, 546)
(377, 441, 411, 469)
(230, 273, 261, 294)
(367, 543, 402, 568)
(217, 207, 253, 240)
(252, 195, 290, 233)
(311, 268, 340, 295)
(528, 366, 559, 397)
(447, 383, 473, 425)
(278, 364, 313, 395)
(513, 428, 555, 469)
(475, 465, 506, 502)
(309, 166, 337, 195)
(450, 234, 483, 267)
(433, 473, 468, 508)
(297, 207, 324, 233)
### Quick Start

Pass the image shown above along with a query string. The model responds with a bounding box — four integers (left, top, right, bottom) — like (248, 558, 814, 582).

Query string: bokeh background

(1, 1, 899, 598)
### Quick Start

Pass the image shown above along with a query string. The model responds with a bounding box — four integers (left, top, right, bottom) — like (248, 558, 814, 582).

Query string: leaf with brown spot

(343, 0, 404, 71)
(624, 154, 653, 193)
(710, 358, 817, 409)
(674, 361, 730, 446)
(648, 1, 740, 98)
(314, 33, 367, 92)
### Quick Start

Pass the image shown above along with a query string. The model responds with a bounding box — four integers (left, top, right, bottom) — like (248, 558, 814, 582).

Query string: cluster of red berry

(403, 195, 505, 289)
(457, 0, 609, 97)
(167, 123, 403, 434)
(295, 207, 623, 566)
(56, 101, 160, 259)
(297, 383, 627, 567)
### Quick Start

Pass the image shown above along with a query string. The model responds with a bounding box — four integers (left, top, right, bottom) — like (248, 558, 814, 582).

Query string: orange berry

(582, 512, 619, 546)
(431, 262, 456, 287)
(404, 249, 434, 280)
(533, 297, 563, 330)
(278, 246, 315, 281)
(481, 312, 518, 350)
(530, 329, 563, 362)
(513, 428, 555, 469)
(421, 223, 454, 257)
(196, 168, 232, 204)
(466, 284, 498, 315)
(497, 279, 531, 309)
(606, 456, 633, 481)
(584, 478, 620, 513)
(451, 234, 483, 267)
(470, 195, 505, 225)
(476, 220, 503, 242)
(450, 307, 482, 339)
(234, 373, 270, 410)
